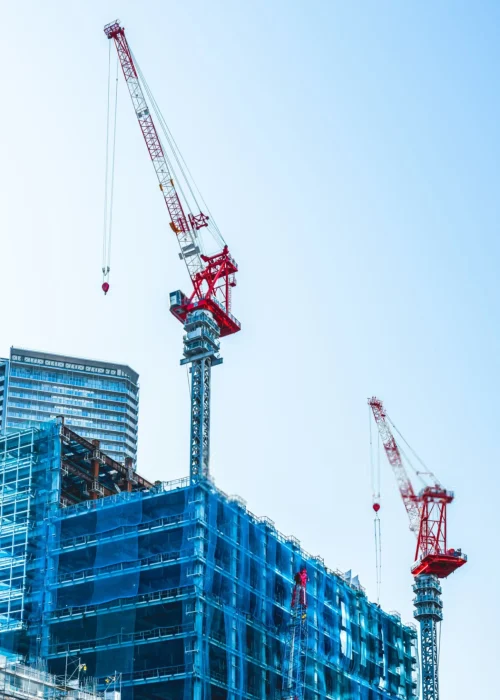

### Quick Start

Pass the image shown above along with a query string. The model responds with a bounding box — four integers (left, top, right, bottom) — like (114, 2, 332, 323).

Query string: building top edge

(10, 347, 139, 384)
(53, 476, 413, 630)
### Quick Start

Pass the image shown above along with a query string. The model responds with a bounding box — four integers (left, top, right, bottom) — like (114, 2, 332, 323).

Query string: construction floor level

(0, 420, 418, 699)
(0, 649, 104, 700)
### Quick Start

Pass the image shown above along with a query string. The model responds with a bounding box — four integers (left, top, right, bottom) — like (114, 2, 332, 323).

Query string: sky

(0, 1, 498, 696)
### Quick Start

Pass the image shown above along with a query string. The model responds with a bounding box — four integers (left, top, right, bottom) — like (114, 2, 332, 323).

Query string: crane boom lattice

(368, 397, 421, 536)
(104, 20, 204, 281)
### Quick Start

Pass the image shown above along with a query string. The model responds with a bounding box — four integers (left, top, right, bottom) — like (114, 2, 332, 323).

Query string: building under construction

(0, 419, 417, 699)
(0, 650, 103, 700)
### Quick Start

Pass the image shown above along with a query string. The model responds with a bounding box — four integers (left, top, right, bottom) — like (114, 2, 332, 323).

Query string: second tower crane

(368, 397, 466, 700)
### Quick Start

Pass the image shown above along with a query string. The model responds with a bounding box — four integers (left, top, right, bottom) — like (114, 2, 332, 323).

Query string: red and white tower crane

(103, 20, 240, 483)
(102, 21, 239, 335)
(368, 397, 466, 700)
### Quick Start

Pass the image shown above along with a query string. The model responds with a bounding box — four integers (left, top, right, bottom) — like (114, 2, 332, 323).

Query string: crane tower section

(105, 20, 241, 483)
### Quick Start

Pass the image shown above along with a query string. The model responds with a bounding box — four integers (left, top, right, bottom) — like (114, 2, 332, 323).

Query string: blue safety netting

(0, 423, 417, 699)
(0, 422, 61, 659)
(193, 486, 417, 699)
(42, 481, 417, 698)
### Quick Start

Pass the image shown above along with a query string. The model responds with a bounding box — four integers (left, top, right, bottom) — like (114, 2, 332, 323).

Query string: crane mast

(368, 397, 466, 700)
(105, 20, 240, 482)
(282, 568, 308, 700)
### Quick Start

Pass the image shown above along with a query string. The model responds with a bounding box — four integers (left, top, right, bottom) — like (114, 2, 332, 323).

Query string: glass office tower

(0, 347, 139, 464)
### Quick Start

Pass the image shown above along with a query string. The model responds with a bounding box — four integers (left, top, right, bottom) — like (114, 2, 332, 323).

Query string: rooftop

(10, 347, 139, 384)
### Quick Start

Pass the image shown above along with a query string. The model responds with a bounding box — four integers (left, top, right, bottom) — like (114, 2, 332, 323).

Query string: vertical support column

(229, 506, 238, 692)
(191, 485, 205, 700)
(260, 527, 267, 699)
(413, 574, 442, 700)
(189, 358, 212, 483)
(180, 310, 222, 484)
(283, 569, 308, 700)
(39, 422, 63, 661)
(192, 596, 204, 700)
(91, 439, 100, 500)
(124, 456, 134, 492)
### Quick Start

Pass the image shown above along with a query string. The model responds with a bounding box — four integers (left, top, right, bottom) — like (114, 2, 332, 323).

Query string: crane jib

(104, 21, 204, 277)
(104, 19, 241, 335)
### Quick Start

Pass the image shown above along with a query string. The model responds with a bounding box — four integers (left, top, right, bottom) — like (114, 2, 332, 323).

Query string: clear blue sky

(0, 2, 498, 696)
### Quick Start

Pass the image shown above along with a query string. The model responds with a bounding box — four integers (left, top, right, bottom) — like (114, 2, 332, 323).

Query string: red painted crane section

(368, 397, 466, 579)
(104, 22, 193, 239)
(103, 20, 240, 337)
(368, 397, 421, 536)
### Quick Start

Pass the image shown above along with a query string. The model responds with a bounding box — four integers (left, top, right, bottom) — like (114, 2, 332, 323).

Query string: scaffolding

(0, 423, 418, 699)
(0, 422, 61, 658)
(0, 651, 103, 700)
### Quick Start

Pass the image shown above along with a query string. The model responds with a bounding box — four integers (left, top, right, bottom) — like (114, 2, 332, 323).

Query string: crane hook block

(373, 502, 381, 513)
(102, 282, 110, 295)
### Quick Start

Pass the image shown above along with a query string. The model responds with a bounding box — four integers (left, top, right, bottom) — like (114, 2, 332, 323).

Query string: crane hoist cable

(387, 414, 439, 486)
(374, 512, 382, 605)
(369, 406, 381, 510)
(102, 45, 119, 295)
(369, 407, 382, 604)
(132, 53, 226, 251)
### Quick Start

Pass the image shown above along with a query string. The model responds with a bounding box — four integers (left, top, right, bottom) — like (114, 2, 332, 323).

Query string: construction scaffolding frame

(0, 423, 418, 699)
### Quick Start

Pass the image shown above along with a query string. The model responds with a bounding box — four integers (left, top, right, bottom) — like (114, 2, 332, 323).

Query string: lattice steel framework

(282, 570, 308, 700)
(0, 429, 38, 635)
(0, 422, 419, 698)
(413, 575, 442, 700)
(103, 21, 204, 280)
(189, 359, 212, 483)
(180, 310, 222, 483)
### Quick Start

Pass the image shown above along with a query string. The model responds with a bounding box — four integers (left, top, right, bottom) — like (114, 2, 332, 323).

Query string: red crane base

(411, 553, 467, 578)
(170, 296, 241, 337)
